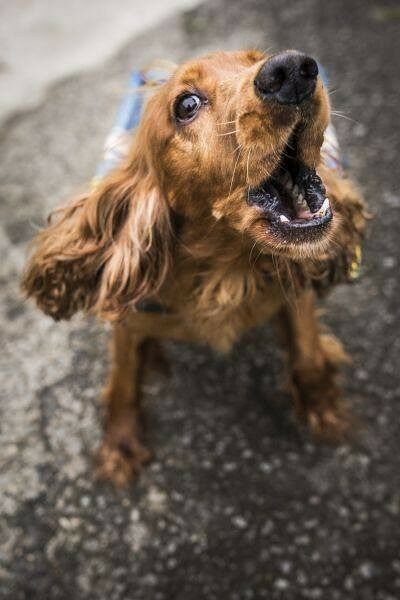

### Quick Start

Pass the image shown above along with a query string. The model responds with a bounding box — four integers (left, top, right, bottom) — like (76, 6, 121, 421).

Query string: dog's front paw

(302, 400, 355, 441)
(95, 431, 152, 487)
(293, 384, 356, 441)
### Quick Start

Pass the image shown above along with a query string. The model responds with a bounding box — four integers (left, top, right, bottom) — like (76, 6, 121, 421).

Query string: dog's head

(22, 49, 336, 320)
(147, 49, 332, 258)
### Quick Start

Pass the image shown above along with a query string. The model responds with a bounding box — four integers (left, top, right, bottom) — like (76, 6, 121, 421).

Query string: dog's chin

(259, 225, 334, 261)
(247, 135, 333, 258)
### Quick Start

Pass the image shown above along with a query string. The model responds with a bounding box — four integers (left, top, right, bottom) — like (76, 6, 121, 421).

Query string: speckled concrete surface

(0, 1, 399, 598)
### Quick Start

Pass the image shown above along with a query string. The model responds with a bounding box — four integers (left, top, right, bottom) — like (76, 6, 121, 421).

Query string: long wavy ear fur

(21, 159, 172, 321)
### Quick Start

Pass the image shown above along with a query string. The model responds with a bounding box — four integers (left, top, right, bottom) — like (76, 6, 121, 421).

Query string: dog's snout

(254, 51, 318, 106)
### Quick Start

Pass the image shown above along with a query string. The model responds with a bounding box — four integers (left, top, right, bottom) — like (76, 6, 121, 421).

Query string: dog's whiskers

(228, 146, 243, 198)
(271, 254, 285, 296)
(246, 148, 252, 185)
(250, 243, 264, 270)
(254, 46, 274, 56)
(217, 130, 238, 137)
(284, 259, 299, 311)
(249, 240, 258, 266)
(271, 254, 297, 310)
(232, 143, 243, 155)
(331, 111, 359, 124)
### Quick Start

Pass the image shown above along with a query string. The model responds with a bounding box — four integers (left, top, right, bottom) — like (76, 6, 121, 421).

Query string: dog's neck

(171, 212, 279, 298)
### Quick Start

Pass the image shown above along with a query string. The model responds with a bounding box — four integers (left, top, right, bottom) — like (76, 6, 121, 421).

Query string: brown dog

(22, 50, 367, 486)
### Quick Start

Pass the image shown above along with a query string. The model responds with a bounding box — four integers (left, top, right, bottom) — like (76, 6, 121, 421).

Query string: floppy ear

(21, 159, 172, 321)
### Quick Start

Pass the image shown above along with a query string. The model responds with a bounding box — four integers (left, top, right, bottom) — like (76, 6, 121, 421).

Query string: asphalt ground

(0, 1, 399, 598)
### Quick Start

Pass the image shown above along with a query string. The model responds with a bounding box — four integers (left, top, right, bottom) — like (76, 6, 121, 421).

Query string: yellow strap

(348, 245, 362, 280)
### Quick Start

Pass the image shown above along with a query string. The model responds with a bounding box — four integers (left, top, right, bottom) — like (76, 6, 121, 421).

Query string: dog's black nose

(254, 51, 318, 106)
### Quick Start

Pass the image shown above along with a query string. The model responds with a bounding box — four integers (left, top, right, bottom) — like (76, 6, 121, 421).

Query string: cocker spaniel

(22, 50, 367, 486)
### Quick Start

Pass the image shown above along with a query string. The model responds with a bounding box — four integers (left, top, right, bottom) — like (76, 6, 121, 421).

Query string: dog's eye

(175, 94, 202, 122)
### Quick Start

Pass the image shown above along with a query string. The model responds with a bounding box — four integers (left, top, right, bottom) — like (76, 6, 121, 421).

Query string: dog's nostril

(264, 66, 286, 93)
(299, 57, 318, 80)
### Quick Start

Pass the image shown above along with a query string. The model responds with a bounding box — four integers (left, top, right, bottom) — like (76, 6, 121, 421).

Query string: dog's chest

(173, 259, 284, 351)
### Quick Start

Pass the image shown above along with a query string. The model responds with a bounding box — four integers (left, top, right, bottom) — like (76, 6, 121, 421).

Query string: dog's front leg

(96, 322, 153, 486)
(276, 288, 353, 439)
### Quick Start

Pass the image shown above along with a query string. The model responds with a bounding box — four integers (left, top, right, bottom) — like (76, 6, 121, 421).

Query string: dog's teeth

(315, 197, 330, 217)
(279, 214, 290, 223)
(321, 197, 330, 214)
(294, 194, 307, 210)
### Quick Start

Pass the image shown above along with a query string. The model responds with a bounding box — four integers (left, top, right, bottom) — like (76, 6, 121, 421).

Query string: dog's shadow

(230, 325, 301, 442)
(150, 324, 301, 455)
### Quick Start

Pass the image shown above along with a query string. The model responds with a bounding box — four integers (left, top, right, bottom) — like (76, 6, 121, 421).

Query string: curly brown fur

(22, 157, 172, 321)
(22, 50, 368, 485)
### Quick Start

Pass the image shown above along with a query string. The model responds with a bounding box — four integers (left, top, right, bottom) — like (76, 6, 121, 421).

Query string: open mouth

(248, 137, 332, 242)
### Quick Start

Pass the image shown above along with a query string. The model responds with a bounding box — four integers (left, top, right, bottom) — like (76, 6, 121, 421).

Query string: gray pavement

(0, 0, 201, 125)
(0, 0, 399, 598)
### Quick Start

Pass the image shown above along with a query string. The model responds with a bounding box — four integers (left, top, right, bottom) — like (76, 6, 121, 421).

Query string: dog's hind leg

(96, 321, 153, 486)
(276, 288, 353, 440)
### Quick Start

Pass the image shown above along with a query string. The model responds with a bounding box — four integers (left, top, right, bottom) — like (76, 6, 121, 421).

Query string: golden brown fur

(22, 50, 367, 486)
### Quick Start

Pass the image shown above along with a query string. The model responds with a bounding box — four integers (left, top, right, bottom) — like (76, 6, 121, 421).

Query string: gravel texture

(0, 1, 399, 598)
